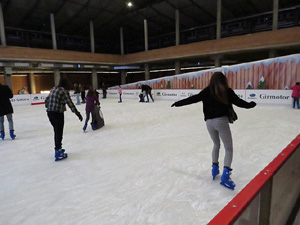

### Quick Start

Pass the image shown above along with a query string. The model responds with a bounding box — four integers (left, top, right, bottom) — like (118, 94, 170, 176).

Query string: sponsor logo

(188, 93, 194, 97)
(248, 93, 257, 99)
(156, 92, 161, 96)
(18, 98, 30, 101)
(124, 92, 135, 95)
(162, 92, 177, 96)
(260, 94, 289, 100)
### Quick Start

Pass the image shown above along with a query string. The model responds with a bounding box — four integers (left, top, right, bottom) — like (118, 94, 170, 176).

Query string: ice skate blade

(55, 154, 68, 161)
(220, 181, 235, 190)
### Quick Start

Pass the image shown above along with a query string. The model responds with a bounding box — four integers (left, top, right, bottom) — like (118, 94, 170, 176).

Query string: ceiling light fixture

(127, 2, 133, 7)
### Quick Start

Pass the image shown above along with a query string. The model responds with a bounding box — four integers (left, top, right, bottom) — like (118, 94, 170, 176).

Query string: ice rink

(0, 98, 299, 225)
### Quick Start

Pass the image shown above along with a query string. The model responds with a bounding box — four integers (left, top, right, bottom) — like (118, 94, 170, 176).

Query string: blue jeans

(292, 97, 299, 109)
(76, 93, 81, 105)
(0, 114, 14, 131)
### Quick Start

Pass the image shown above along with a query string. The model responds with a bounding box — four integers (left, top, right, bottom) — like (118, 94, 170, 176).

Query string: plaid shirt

(45, 87, 77, 113)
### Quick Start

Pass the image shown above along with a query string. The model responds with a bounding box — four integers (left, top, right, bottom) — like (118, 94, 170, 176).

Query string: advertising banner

(122, 90, 140, 99)
(10, 94, 31, 106)
(178, 89, 201, 100)
(233, 90, 246, 100)
(107, 89, 119, 98)
(246, 90, 293, 105)
(154, 89, 179, 100)
(30, 94, 48, 105)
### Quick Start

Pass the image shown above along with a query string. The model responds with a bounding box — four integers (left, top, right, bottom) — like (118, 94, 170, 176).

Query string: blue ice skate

(220, 168, 235, 190)
(55, 149, 68, 161)
(1, 130, 4, 140)
(83, 123, 87, 132)
(10, 130, 16, 140)
(90, 122, 97, 130)
(212, 164, 219, 180)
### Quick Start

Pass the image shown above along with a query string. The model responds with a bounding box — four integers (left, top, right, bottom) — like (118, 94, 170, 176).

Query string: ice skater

(171, 72, 256, 190)
(139, 90, 146, 102)
(291, 82, 300, 109)
(118, 85, 122, 103)
(80, 84, 86, 103)
(45, 78, 83, 161)
(0, 83, 16, 140)
(83, 89, 100, 131)
(74, 83, 81, 105)
(141, 84, 154, 102)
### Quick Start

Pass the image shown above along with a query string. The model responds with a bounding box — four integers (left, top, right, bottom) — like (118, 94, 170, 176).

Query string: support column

(272, 0, 279, 30)
(145, 64, 150, 80)
(175, 9, 180, 46)
(215, 58, 221, 67)
(91, 69, 98, 90)
(121, 71, 126, 85)
(216, 0, 222, 39)
(144, 19, 148, 51)
(120, 27, 124, 55)
(4, 67, 12, 90)
(212, 55, 223, 67)
(175, 60, 181, 75)
(54, 69, 60, 86)
(0, 3, 6, 46)
(50, 13, 57, 50)
(29, 72, 36, 94)
(90, 21, 95, 53)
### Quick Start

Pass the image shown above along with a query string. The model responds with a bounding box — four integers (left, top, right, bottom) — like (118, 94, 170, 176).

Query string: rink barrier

(208, 134, 300, 225)
(107, 89, 293, 105)
(10, 89, 293, 106)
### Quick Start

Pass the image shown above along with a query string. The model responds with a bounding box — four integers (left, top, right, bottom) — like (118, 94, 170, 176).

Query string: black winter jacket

(0, 84, 14, 116)
(173, 87, 256, 121)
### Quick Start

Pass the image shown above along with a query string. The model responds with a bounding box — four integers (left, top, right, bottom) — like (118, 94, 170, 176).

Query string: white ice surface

(0, 99, 299, 225)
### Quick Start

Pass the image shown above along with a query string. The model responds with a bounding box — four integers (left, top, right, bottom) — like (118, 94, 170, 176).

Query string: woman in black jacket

(171, 72, 256, 190)
(0, 83, 16, 140)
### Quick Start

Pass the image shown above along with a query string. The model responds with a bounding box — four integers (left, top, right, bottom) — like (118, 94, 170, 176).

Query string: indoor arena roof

(0, 0, 299, 44)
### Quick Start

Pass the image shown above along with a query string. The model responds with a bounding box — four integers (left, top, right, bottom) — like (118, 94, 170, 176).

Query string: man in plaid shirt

(45, 78, 83, 161)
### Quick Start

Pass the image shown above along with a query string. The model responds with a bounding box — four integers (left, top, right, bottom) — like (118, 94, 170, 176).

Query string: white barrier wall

(10, 89, 293, 106)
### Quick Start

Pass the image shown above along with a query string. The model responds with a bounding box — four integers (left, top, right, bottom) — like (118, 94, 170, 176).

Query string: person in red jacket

(291, 82, 300, 109)
(171, 72, 256, 190)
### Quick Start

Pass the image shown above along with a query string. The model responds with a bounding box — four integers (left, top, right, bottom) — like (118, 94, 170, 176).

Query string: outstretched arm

(229, 89, 256, 108)
(171, 92, 203, 107)
(63, 90, 83, 121)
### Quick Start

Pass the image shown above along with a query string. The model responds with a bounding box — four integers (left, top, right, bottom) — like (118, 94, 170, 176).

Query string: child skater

(171, 72, 256, 190)
(83, 89, 100, 131)
(118, 85, 122, 103)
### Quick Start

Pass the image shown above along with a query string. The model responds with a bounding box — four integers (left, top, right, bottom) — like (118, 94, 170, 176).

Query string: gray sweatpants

(206, 116, 233, 169)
